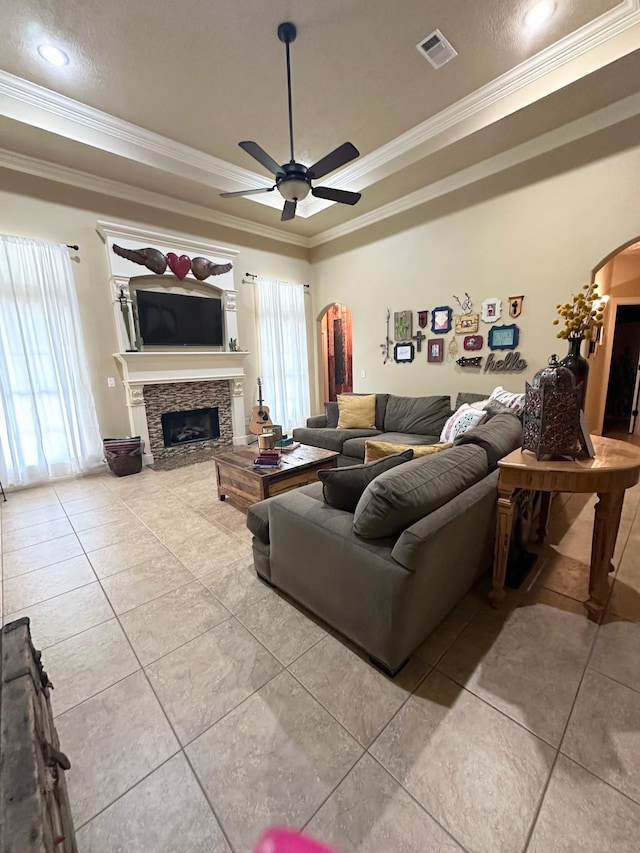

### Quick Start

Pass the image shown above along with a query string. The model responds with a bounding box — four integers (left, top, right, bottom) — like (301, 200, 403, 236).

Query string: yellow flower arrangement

(553, 283, 605, 340)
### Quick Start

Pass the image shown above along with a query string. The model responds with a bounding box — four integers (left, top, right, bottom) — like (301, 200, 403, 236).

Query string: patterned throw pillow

(337, 394, 377, 429)
(364, 440, 452, 463)
(489, 385, 525, 414)
(439, 404, 488, 443)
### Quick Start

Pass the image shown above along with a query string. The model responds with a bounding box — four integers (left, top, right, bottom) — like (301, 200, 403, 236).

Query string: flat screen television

(135, 290, 224, 347)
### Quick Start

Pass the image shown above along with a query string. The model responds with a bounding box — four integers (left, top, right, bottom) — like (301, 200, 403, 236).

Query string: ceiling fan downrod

(278, 22, 297, 164)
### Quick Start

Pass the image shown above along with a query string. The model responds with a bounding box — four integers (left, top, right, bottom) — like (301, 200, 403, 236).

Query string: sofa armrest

(305, 414, 327, 428)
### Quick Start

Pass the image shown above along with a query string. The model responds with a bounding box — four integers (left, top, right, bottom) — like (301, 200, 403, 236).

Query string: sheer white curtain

(0, 235, 103, 487)
(256, 276, 311, 433)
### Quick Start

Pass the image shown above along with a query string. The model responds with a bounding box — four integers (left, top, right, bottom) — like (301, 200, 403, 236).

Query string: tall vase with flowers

(553, 283, 605, 406)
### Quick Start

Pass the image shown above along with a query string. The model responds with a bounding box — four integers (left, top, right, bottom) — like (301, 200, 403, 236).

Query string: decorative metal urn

(523, 355, 582, 459)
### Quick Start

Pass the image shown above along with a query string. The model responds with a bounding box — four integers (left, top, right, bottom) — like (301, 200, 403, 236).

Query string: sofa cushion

(455, 392, 489, 410)
(383, 395, 451, 435)
(364, 440, 452, 463)
(337, 394, 376, 429)
(454, 412, 522, 471)
(325, 401, 339, 428)
(439, 404, 488, 443)
(353, 445, 488, 539)
(319, 450, 413, 512)
(292, 427, 381, 452)
(247, 500, 271, 544)
(342, 431, 440, 462)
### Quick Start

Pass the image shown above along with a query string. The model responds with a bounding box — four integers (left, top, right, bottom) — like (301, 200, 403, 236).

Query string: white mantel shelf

(114, 351, 250, 385)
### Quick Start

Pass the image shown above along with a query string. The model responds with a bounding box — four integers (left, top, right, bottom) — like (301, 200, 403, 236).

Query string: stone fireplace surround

(99, 221, 249, 468)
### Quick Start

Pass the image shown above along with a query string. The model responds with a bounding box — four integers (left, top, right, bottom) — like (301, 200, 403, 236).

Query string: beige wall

(310, 144, 640, 424)
(0, 173, 312, 440)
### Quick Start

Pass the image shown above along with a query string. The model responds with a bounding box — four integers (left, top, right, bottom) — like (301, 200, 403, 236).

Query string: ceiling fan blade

(281, 199, 297, 221)
(307, 142, 360, 180)
(239, 141, 283, 175)
(312, 186, 362, 206)
(220, 186, 275, 198)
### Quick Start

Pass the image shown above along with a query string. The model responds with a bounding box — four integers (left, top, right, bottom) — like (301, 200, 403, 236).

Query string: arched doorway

(319, 304, 353, 402)
(585, 237, 640, 443)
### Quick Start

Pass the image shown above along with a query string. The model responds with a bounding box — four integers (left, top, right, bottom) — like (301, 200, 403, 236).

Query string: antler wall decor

(112, 244, 233, 281)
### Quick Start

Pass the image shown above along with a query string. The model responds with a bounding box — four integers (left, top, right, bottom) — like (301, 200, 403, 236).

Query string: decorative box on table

(523, 354, 582, 460)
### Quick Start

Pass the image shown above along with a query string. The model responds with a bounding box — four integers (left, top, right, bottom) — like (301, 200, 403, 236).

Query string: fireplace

(161, 407, 220, 448)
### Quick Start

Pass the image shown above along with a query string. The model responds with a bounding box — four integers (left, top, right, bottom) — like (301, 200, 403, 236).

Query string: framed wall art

(431, 306, 452, 334)
(481, 298, 502, 323)
(427, 339, 444, 363)
(454, 313, 479, 334)
(394, 342, 415, 363)
(508, 295, 524, 318)
(394, 310, 413, 341)
(463, 334, 483, 351)
(488, 323, 520, 350)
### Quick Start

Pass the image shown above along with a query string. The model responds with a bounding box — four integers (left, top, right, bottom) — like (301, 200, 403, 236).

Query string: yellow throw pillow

(337, 394, 377, 429)
(364, 440, 452, 464)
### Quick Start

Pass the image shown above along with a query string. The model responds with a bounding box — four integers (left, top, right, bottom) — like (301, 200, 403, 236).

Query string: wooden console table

(491, 436, 640, 622)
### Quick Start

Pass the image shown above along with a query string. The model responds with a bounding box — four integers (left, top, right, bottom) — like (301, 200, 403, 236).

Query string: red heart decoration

(166, 252, 191, 280)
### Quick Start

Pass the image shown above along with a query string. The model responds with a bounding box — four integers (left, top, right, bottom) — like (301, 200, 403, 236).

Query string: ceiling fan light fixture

(37, 44, 69, 66)
(278, 178, 311, 201)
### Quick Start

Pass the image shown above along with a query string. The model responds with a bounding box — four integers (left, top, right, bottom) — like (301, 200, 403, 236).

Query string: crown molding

(309, 89, 640, 248)
(96, 221, 240, 259)
(1, 2, 638, 223)
(0, 148, 310, 248)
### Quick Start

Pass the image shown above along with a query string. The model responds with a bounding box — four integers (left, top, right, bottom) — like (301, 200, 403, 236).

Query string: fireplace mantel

(114, 351, 250, 385)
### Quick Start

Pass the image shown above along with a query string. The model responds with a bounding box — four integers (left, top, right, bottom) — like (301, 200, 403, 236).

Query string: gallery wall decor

(508, 295, 524, 318)
(488, 323, 520, 350)
(413, 330, 426, 353)
(455, 314, 480, 335)
(427, 339, 444, 363)
(112, 244, 233, 281)
(456, 356, 483, 368)
(481, 298, 502, 323)
(431, 306, 452, 334)
(394, 310, 413, 341)
(463, 334, 483, 351)
(394, 342, 415, 363)
(484, 352, 528, 373)
(447, 337, 459, 361)
(380, 308, 392, 364)
(453, 293, 473, 314)
(417, 310, 429, 328)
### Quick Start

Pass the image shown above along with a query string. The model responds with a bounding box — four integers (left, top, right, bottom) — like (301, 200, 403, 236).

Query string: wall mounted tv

(136, 290, 224, 347)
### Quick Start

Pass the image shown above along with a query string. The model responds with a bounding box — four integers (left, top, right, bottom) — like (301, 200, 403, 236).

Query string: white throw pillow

(489, 386, 525, 413)
(470, 398, 491, 411)
(440, 404, 488, 443)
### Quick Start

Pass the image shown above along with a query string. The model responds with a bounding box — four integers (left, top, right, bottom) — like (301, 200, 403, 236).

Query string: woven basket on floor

(103, 436, 143, 477)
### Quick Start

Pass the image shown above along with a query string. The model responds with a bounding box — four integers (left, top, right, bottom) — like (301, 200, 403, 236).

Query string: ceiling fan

(220, 21, 362, 222)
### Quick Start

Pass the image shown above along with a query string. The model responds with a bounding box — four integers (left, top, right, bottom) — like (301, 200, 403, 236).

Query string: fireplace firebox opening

(161, 407, 220, 448)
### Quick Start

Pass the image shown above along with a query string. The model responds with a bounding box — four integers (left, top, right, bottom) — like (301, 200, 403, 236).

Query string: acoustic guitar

(249, 377, 273, 435)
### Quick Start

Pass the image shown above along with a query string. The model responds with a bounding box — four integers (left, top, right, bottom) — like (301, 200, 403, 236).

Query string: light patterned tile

(56, 671, 178, 827)
(76, 754, 230, 852)
(2, 517, 74, 553)
(76, 518, 151, 553)
(86, 532, 170, 579)
(101, 553, 194, 614)
(3, 534, 83, 578)
(237, 592, 325, 665)
(120, 581, 229, 665)
(3, 555, 95, 612)
(187, 671, 361, 852)
(371, 671, 554, 853)
(69, 505, 138, 532)
(1, 503, 66, 532)
(170, 530, 248, 577)
(590, 614, 640, 693)
(47, 619, 140, 716)
(199, 556, 270, 614)
(62, 492, 124, 516)
(147, 617, 281, 744)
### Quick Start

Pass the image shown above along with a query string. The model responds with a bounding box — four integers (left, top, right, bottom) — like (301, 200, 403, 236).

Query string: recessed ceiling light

(37, 44, 69, 67)
(524, 1, 555, 31)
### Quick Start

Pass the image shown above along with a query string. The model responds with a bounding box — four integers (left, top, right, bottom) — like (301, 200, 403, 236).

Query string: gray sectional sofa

(248, 411, 523, 676)
(293, 393, 453, 465)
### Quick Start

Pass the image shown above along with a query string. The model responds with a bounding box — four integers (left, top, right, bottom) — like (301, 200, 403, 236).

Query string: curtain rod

(66, 244, 79, 250)
(242, 272, 309, 288)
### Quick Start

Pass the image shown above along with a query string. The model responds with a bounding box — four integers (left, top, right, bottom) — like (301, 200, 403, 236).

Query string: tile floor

(1, 462, 640, 852)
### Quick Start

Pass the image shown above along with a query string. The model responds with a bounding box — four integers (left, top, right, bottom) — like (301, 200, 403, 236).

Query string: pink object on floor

(253, 827, 339, 853)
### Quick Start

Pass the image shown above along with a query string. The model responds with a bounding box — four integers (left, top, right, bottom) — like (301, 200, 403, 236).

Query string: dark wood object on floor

(0, 618, 77, 852)
(214, 444, 339, 505)
(490, 436, 640, 622)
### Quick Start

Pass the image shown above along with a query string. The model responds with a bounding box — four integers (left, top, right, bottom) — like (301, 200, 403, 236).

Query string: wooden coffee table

(214, 444, 339, 506)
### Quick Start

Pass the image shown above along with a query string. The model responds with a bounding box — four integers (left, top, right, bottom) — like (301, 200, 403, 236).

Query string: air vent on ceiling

(416, 29, 457, 69)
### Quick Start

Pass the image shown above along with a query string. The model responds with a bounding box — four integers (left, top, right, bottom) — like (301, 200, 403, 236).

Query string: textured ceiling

(0, 0, 638, 243)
